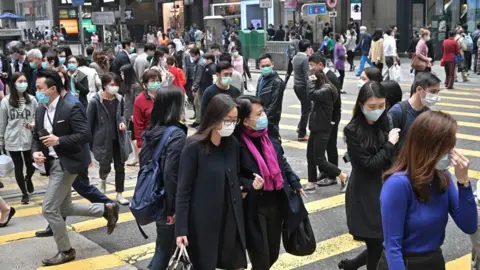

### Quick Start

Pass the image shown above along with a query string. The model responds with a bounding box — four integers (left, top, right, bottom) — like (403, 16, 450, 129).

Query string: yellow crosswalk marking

(446, 254, 471, 269)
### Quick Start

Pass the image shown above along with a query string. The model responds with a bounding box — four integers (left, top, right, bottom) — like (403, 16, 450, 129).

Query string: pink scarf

(240, 127, 283, 191)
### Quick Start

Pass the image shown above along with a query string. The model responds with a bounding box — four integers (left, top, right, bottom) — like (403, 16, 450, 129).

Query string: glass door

(412, 0, 426, 30)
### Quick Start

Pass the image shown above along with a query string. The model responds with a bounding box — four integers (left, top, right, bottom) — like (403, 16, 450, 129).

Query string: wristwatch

(457, 181, 470, 187)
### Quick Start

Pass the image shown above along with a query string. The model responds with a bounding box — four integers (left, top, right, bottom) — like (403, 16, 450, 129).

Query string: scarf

(240, 127, 283, 191)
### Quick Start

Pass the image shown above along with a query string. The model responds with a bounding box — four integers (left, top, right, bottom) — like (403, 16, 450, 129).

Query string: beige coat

(369, 39, 385, 64)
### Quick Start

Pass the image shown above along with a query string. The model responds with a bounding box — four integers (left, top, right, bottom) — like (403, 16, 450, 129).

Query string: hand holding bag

(167, 245, 193, 270)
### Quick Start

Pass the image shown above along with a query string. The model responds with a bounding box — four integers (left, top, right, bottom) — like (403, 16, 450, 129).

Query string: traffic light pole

(78, 6, 85, 55)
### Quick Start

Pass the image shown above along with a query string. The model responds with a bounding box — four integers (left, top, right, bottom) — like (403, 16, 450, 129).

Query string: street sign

(71, 0, 84, 6)
(307, 4, 327, 15)
(325, 0, 338, 10)
(329, 11, 337, 18)
(259, 0, 272, 9)
(91, 11, 116, 25)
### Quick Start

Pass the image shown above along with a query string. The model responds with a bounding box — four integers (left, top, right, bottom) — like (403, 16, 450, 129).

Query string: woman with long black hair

(0, 72, 38, 204)
(142, 87, 187, 270)
(338, 81, 400, 270)
(369, 29, 385, 72)
(119, 64, 142, 166)
(176, 94, 256, 270)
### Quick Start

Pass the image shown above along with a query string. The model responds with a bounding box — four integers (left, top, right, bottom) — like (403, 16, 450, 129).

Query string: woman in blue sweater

(379, 111, 477, 270)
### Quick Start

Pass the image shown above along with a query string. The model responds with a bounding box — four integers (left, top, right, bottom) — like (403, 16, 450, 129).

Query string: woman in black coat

(339, 81, 400, 270)
(176, 94, 263, 270)
(66, 55, 89, 108)
(234, 96, 305, 269)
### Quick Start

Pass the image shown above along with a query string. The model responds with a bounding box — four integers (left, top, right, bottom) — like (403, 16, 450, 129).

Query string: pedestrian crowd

(0, 20, 477, 270)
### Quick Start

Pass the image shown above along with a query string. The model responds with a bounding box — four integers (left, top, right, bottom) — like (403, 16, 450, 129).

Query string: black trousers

(293, 85, 310, 138)
(373, 62, 384, 73)
(465, 51, 472, 71)
(185, 80, 194, 105)
(347, 51, 355, 69)
(284, 59, 294, 85)
(307, 131, 341, 182)
(9, 150, 35, 195)
(385, 56, 395, 69)
(99, 139, 125, 193)
(337, 70, 345, 90)
(326, 122, 339, 167)
(377, 249, 445, 270)
(247, 191, 283, 270)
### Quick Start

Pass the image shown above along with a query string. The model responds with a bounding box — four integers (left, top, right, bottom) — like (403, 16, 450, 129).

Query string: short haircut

(216, 61, 233, 73)
(86, 46, 94, 56)
(45, 52, 59, 67)
(37, 68, 63, 94)
(309, 53, 326, 66)
(27, 48, 42, 59)
(385, 28, 392, 36)
(100, 72, 121, 88)
(142, 69, 162, 84)
(144, 43, 156, 52)
(219, 53, 232, 62)
(189, 47, 200, 56)
(477, 23, 480, 30)
(203, 53, 215, 62)
(298, 39, 311, 52)
(76, 55, 89, 67)
(166, 55, 177, 66)
(360, 26, 367, 31)
(416, 72, 441, 90)
(258, 53, 272, 62)
(210, 43, 221, 51)
(121, 40, 132, 49)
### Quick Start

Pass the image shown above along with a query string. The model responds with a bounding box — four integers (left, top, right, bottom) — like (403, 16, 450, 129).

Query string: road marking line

(446, 254, 470, 269)
(439, 91, 480, 97)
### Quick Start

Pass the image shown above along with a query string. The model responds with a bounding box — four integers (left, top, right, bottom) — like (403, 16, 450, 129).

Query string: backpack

(465, 34, 474, 51)
(130, 126, 179, 238)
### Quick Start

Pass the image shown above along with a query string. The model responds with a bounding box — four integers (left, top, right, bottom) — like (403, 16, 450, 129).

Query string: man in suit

(32, 69, 119, 266)
(27, 48, 43, 95)
(110, 40, 133, 75)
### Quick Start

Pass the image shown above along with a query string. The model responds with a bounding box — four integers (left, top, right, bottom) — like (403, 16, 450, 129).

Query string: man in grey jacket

(292, 39, 313, 141)
(133, 43, 156, 81)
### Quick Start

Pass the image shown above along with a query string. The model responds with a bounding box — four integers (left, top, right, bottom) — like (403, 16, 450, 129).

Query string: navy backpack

(130, 126, 178, 238)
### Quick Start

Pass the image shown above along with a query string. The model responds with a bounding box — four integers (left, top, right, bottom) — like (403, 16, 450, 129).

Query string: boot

(98, 180, 107, 194)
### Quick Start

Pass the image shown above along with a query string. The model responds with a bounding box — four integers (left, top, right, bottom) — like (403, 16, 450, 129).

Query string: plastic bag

(167, 245, 193, 270)
(389, 65, 402, 82)
(0, 154, 14, 176)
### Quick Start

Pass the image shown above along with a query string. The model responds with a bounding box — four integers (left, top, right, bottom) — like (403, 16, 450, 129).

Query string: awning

(0, 13, 25, 20)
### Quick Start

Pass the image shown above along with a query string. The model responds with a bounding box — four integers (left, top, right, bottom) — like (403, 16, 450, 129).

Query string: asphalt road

(0, 62, 478, 269)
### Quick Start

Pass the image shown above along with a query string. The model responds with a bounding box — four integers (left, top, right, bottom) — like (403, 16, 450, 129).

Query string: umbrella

(0, 13, 24, 20)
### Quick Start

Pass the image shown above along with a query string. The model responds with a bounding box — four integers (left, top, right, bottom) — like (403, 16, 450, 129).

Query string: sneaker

(98, 180, 107, 194)
(116, 194, 129, 206)
(21, 194, 29, 204)
(340, 174, 349, 193)
(297, 136, 309, 142)
(316, 178, 337, 186)
(340, 90, 347, 94)
(26, 177, 35, 193)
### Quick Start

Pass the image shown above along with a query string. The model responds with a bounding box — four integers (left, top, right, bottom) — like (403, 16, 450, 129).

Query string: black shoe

(21, 194, 29, 204)
(0, 207, 16, 227)
(26, 177, 34, 193)
(42, 249, 76, 266)
(340, 90, 347, 94)
(0, 181, 3, 188)
(35, 225, 53, 237)
(189, 115, 196, 120)
(316, 178, 337, 186)
(189, 122, 200, 128)
(104, 202, 119, 235)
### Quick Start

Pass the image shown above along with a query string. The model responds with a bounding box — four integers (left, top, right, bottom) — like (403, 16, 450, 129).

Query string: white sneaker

(98, 180, 107, 194)
(116, 194, 129, 205)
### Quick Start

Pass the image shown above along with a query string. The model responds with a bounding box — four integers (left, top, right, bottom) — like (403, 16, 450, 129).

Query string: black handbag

(167, 246, 193, 270)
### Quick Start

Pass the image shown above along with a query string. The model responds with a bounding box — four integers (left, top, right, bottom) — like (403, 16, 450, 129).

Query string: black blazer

(110, 51, 130, 75)
(31, 97, 92, 175)
(0, 56, 10, 87)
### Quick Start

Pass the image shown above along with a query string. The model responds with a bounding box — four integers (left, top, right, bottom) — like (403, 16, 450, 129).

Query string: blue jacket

(357, 33, 372, 56)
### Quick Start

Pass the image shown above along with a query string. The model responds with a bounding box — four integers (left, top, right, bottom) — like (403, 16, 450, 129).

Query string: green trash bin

(250, 30, 265, 60)
(238, 30, 251, 59)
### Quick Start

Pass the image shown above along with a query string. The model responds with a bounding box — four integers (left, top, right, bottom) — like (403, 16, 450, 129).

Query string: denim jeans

(356, 55, 373, 76)
(148, 222, 175, 270)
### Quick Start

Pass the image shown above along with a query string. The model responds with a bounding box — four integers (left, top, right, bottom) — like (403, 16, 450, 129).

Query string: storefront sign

(91, 11, 115, 25)
(307, 4, 326, 15)
(351, 3, 361, 20)
(59, 9, 77, 19)
(284, 0, 297, 11)
(59, 19, 79, 34)
(82, 19, 97, 33)
(259, 0, 272, 9)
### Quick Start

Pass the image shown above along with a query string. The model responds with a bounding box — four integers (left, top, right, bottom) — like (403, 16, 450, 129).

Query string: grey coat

(87, 90, 131, 165)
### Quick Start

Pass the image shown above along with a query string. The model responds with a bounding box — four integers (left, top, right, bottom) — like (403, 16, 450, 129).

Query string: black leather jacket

(256, 72, 285, 125)
(308, 83, 339, 133)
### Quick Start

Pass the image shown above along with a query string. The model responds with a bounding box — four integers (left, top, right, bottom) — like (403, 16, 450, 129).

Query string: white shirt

(44, 96, 60, 158)
(384, 35, 397, 57)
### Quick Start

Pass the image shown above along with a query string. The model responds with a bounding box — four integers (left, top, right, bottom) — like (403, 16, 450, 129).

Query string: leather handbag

(411, 55, 427, 71)
(167, 245, 193, 270)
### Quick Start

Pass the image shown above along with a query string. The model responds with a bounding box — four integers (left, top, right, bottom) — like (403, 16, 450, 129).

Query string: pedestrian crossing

(0, 80, 479, 269)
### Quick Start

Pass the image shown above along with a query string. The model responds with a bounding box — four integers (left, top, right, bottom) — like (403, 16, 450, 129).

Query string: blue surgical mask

(41, 61, 48, 69)
(29, 62, 37, 69)
(129, 47, 135, 53)
(436, 154, 451, 170)
(221, 77, 232, 87)
(360, 31, 365, 35)
(15, 82, 28, 93)
(59, 57, 66, 65)
(261, 66, 273, 76)
(67, 63, 78, 71)
(362, 108, 385, 122)
(36, 91, 50, 104)
(232, 52, 239, 57)
(148, 81, 161, 91)
(254, 115, 268, 130)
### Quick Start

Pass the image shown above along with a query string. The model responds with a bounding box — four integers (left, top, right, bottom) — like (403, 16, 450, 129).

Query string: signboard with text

(82, 19, 97, 33)
(307, 4, 327, 15)
(259, 0, 272, 9)
(59, 19, 79, 34)
(91, 11, 115, 25)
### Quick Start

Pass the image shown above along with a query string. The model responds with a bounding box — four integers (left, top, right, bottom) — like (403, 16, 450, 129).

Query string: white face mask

(106, 85, 119, 95)
(217, 122, 235, 137)
(357, 80, 367, 90)
(421, 90, 440, 107)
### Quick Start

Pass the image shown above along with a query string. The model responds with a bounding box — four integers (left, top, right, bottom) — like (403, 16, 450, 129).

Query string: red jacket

(169, 66, 186, 93)
(442, 38, 460, 63)
(133, 91, 154, 148)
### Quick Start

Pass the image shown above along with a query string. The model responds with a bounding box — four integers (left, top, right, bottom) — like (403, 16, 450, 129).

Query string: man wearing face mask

(27, 48, 44, 95)
(257, 54, 285, 141)
(183, 46, 200, 117)
(134, 43, 156, 81)
(190, 49, 209, 128)
(201, 61, 241, 120)
(388, 72, 441, 153)
(32, 69, 119, 265)
(110, 40, 133, 75)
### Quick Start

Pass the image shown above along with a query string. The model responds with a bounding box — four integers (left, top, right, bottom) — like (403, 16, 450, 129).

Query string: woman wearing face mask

(338, 81, 400, 270)
(66, 55, 89, 108)
(235, 96, 305, 269)
(334, 33, 346, 89)
(119, 64, 143, 166)
(413, 29, 432, 73)
(176, 94, 250, 270)
(44, 52, 59, 69)
(304, 70, 348, 193)
(87, 73, 131, 204)
(133, 69, 162, 150)
(379, 111, 476, 270)
(165, 56, 186, 93)
(0, 73, 38, 204)
(357, 67, 383, 90)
